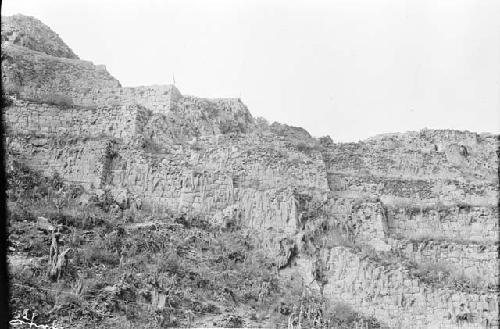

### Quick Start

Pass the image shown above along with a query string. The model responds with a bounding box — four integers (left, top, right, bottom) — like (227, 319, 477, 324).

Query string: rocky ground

(6, 161, 378, 328)
(2, 14, 499, 329)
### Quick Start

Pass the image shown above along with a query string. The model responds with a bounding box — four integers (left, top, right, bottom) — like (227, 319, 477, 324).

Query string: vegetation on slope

(6, 160, 371, 328)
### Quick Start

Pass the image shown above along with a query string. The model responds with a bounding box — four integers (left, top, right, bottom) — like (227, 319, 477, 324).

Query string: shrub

(7, 205, 37, 223)
(6, 162, 69, 204)
(20, 90, 74, 107)
(173, 213, 211, 230)
(296, 142, 321, 156)
(48, 172, 65, 190)
(43, 93, 74, 107)
(3, 83, 21, 97)
(7, 161, 46, 202)
(92, 190, 117, 213)
(142, 139, 167, 154)
(67, 184, 85, 199)
(189, 142, 203, 151)
(2, 93, 13, 107)
(157, 252, 185, 277)
(319, 135, 334, 147)
(330, 302, 357, 323)
(255, 117, 270, 131)
(80, 244, 119, 267)
(49, 210, 107, 230)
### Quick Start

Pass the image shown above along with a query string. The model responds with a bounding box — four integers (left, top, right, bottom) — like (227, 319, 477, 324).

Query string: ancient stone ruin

(2, 14, 498, 328)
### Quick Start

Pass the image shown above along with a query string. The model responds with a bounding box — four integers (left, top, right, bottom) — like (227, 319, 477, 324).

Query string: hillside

(2, 14, 499, 329)
(1, 14, 79, 59)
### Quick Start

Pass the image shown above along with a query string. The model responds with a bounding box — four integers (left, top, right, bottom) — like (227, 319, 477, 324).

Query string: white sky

(3, 0, 500, 141)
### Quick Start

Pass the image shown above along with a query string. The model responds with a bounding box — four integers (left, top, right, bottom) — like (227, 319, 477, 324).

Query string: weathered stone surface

(322, 129, 497, 183)
(385, 205, 498, 243)
(5, 88, 499, 329)
(4, 99, 148, 142)
(2, 43, 121, 101)
(3, 13, 499, 328)
(7, 135, 114, 188)
(318, 246, 498, 329)
(389, 238, 498, 286)
(1, 14, 79, 59)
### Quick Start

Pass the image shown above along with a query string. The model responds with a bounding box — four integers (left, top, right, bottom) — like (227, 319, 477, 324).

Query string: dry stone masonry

(2, 14, 499, 329)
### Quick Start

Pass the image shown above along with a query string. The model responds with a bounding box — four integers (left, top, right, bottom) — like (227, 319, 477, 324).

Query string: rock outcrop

(1, 14, 79, 59)
(2, 14, 498, 329)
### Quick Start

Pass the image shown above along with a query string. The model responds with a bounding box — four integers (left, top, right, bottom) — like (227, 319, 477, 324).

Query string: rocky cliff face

(2, 14, 498, 329)
(1, 14, 79, 59)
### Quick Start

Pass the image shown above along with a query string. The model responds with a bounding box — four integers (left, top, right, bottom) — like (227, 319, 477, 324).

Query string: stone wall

(118, 85, 182, 114)
(5, 103, 499, 328)
(323, 130, 498, 183)
(7, 135, 113, 188)
(4, 13, 499, 328)
(106, 132, 328, 216)
(5, 121, 327, 238)
(389, 238, 498, 286)
(142, 98, 255, 144)
(319, 247, 498, 328)
(2, 46, 183, 112)
(327, 173, 498, 207)
(2, 43, 254, 121)
(317, 131, 499, 328)
(314, 197, 389, 250)
(4, 99, 149, 142)
(69, 85, 182, 114)
(2, 44, 121, 100)
(386, 205, 498, 243)
(93, 132, 328, 265)
(4, 98, 498, 328)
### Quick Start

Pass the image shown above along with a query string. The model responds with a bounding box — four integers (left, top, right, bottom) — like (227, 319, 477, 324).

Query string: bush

(42, 93, 74, 107)
(19, 89, 74, 107)
(2, 93, 13, 107)
(142, 139, 167, 154)
(255, 117, 270, 131)
(3, 83, 21, 97)
(7, 161, 47, 202)
(296, 142, 321, 156)
(157, 252, 185, 276)
(92, 190, 117, 213)
(6, 162, 68, 204)
(80, 244, 119, 267)
(68, 184, 85, 199)
(7, 205, 37, 223)
(190, 142, 203, 151)
(319, 135, 334, 147)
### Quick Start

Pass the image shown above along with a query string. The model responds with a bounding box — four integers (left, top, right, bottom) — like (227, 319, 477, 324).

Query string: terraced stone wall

(2, 44, 121, 100)
(4, 99, 150, 142)
(386, 205, 498, 243)
(318, 247, 498, 329)
(106, 133, 328, 217)
(7, 135, 114, 188)
(389, 238, 498, 286)
(323, 130, 498, 183)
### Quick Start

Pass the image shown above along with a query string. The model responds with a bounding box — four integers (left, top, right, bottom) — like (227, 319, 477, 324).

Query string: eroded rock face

(319, 247, 498, 329)
(1, 43, 121, 102)
(1, 14, 79, 59)
(3, 14, 499, 329)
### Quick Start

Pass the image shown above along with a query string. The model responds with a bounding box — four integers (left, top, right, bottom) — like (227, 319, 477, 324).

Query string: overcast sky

(3, 0, 499, 141)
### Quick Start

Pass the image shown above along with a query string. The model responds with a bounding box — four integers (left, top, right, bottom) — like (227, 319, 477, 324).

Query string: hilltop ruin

(2, 14, 499, 328)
